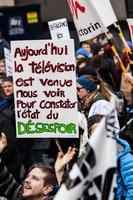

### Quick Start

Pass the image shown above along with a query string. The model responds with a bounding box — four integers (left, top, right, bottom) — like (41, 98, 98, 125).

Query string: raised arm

(0, 132, 7, 153)
(55, 146, 76, 184)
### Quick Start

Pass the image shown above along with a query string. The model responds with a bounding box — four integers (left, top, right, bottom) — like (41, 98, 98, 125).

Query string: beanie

(75, 48, 93, 58)
(77, 76, 97, 92)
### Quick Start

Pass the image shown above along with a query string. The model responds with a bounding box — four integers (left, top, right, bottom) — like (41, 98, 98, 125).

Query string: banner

(48, 18, 70, 40)
(127, 18, 133, 43)
(87, 0, 117, 28)
(54, 100, 117, 199)
(67, 0, 104, 41)
(11, 39, 79, 138)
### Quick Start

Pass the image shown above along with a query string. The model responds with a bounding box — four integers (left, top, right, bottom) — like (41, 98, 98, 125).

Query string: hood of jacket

(116, 137, 131, 159)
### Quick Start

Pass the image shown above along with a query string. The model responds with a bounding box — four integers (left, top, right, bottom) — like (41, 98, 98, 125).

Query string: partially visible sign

(4, 48, 12, 76)
(87, 0, 117, 27)
(8, 16, 25, 35)
(67, 0, 104, 41)
(48, 18, 70, 40)
(127, 18, 133, 43)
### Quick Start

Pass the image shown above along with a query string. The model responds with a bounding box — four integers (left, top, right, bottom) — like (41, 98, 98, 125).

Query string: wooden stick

(55, 138, 64, 154)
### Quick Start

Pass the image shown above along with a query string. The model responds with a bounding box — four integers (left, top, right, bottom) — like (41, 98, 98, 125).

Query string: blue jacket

(116, 138, 133, 200)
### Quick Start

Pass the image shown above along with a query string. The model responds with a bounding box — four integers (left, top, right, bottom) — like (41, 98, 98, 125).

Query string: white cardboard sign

(11, 39, 78, 138)
(88, 0, 117, 27)
(67, 0, 104, 41)
(48, 18, 70, 40)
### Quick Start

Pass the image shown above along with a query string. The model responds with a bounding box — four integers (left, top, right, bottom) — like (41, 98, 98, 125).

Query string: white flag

(54, 100, 117, 200)
(87, 0, 117, 28)
(127, 18, 133, 43)
(67, 0, 104, 41)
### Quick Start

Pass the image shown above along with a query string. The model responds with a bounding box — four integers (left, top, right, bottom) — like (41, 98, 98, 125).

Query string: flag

(67, 0, 104, 41)
(127, 18, 133, 43)
(87, 0, 117, 28)
(54, 99, 117, 200)
(67, 0, 117, 42)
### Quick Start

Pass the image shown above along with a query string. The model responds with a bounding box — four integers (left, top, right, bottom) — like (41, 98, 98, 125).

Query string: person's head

(22, 164, 58, 200)
(80, 41, 92, 54)
(77, 75, 99, 99)
(75, 48, 93, 60)
(91, 43, 104, 56)
(77, 75, 111, 100)
(2, 76, 13, 97)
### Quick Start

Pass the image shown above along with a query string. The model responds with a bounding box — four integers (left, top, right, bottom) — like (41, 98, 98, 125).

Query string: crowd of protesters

(0, 31, 133, 200)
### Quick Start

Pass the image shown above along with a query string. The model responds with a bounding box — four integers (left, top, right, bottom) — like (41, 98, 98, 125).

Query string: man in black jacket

(0, 132, 76, 200)
(0, 133, 57, 200)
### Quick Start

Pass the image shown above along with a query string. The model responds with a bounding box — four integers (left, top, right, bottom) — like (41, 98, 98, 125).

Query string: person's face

(22, 168, 52, 200)
(77, 86, 88, 99)
(82, 43, 91, 53)
(3, 81, 13, 97)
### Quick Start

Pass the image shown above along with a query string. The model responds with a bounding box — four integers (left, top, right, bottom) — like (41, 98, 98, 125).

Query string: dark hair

(3, 76, 13, 84)
(83, 74, 112, 101)
(29, 163, 58, 187)
(88, 114, 104, 135)
(80, 40, 91, 47)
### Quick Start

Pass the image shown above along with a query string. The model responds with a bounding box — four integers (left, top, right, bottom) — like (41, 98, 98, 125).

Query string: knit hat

(77, 76, 97, 92)
(75, 48, 93, 58)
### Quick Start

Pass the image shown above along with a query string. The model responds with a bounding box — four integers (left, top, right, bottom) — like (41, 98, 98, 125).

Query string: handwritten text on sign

(11, 40, 78, 138)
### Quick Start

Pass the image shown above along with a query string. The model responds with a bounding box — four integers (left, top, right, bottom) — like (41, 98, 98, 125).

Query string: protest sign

(4, 48, 12, 76)
(48, 18, 70, 40)
(67, 0, 104, 41)
(11, 39, 78, 138)
(87, 0, 117, 28)
(54, 99, 117, 200)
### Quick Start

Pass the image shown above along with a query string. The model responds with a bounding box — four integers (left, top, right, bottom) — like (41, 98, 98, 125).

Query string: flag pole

(88, 0, 127, 73)
(113, 22, 133, 63)
(55, 138, 64, 154)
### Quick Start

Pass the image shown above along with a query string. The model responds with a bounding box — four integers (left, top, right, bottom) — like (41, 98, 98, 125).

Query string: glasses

(77, 87, 84, 92)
